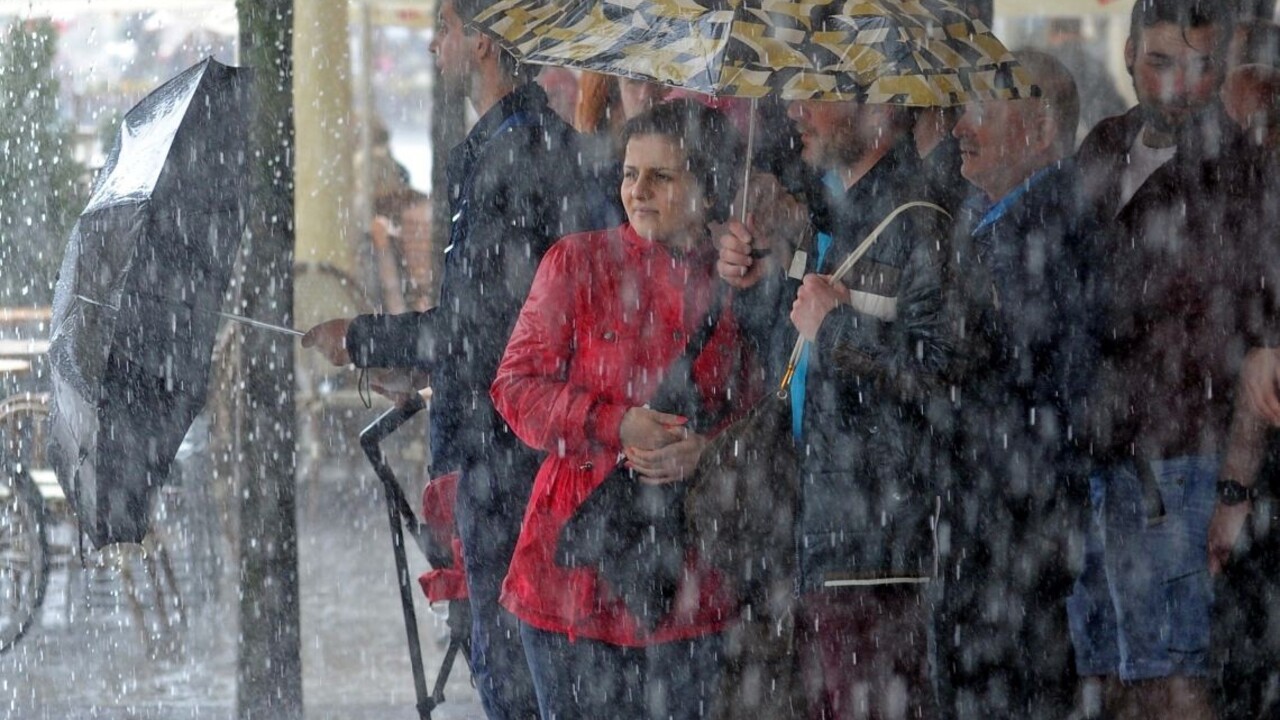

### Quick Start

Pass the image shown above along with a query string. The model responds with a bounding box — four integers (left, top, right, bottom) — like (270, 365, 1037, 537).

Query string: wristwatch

(1217, 479, 1259, 506)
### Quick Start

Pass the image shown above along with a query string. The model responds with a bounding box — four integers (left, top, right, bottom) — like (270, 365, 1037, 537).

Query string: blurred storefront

(0, 1, 239, 167)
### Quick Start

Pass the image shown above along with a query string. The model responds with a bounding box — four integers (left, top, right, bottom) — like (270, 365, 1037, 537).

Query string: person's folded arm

(491, 240, 627, 457)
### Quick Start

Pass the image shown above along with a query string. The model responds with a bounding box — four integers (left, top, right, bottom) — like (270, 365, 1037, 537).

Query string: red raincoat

(491, 223, 752, 646)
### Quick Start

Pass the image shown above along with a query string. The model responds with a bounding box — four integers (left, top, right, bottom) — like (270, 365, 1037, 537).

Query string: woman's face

(619, 78, 666, 120)
(621, 134, 707, 251)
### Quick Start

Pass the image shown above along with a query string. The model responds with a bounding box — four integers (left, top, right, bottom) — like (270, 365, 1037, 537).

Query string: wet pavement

(1, 424, 484, 720)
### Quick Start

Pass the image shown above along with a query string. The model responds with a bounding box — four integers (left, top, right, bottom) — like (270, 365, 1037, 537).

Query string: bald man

(935, 50, 1105, 720)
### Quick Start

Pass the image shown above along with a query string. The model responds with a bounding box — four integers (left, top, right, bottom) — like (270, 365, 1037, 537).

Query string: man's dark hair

(451, 0, 540, 82)
(620, 99, 745, 223)
(451, 0, 484, 21)
(1128, 0, 1234, 48)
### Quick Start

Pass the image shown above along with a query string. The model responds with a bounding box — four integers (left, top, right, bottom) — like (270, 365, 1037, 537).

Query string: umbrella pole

(738, 98, 758, 225)
(214, 310, 304, 337)
(72, 293, 303, 337)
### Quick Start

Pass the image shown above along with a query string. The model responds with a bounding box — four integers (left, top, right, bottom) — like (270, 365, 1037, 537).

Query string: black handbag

(555, 296, 724, 630)
(686, 388, 797, 587)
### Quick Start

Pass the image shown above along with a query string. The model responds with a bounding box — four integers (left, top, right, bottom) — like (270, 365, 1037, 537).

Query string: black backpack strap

(647, 290, 726, 430)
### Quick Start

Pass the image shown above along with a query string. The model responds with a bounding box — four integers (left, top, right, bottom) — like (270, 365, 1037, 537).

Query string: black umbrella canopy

(48, 57, 253, 547)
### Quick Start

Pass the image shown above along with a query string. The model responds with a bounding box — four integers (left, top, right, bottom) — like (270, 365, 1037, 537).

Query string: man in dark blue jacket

(302, 1, 595, 716)
(935, 50, 1103, 719)
(719, 96, 953, 719)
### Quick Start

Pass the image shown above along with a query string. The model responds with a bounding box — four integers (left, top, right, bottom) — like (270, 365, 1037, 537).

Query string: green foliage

(0, 19, 86, 305)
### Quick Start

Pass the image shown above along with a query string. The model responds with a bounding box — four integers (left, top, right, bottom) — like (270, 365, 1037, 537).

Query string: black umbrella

(47, 57, 254, 547)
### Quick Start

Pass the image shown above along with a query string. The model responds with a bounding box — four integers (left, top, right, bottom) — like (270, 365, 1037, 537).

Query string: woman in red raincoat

(491, 100, 751, 719)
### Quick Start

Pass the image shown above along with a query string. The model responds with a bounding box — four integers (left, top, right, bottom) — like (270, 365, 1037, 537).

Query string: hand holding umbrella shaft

(302, 318, 353, 366)
(792, 274, 847, 341)
(718, 221, 771, 289)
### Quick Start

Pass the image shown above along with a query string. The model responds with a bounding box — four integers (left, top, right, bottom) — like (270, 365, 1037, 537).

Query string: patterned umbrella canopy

(471, 0, 1037, 106)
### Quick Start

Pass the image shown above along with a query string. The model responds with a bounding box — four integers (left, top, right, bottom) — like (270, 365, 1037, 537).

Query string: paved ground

(1, 418, 484, 720)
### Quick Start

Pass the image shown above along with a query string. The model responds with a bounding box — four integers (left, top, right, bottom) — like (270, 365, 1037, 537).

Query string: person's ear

(859, 105, 896, 143)
(1124, 36, 1137, 77)
(1031, 106, 1059, 155)
(474, 32, 494, 61)
(870, 104, 897, 127)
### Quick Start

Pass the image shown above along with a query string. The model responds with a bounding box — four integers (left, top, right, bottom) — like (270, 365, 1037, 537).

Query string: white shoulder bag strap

(779, 201, 950, 391)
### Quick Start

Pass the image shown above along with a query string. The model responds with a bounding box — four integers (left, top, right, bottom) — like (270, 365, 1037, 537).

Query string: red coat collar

(617, 222, 718, 269)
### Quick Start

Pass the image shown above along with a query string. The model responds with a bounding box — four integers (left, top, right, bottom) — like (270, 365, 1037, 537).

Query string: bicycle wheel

(0, 459, 47, 652)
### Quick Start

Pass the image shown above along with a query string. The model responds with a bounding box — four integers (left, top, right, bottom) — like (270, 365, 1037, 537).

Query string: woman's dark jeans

(520, 622, 723, 720)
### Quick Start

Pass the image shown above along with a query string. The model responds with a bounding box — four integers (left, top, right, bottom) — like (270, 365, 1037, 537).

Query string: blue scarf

(790, 172, 843, 439)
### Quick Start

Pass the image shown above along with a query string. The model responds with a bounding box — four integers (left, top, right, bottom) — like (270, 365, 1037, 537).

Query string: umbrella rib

(73, 294, 303, 337)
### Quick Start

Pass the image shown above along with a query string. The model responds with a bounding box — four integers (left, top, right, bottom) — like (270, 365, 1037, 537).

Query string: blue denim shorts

(1066, 455, 1217, 681)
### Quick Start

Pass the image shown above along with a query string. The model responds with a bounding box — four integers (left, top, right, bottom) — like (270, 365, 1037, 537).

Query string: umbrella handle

(359, 388, 437, 720)
(359, 389, 431, 452)
(360, 388, 435, 550)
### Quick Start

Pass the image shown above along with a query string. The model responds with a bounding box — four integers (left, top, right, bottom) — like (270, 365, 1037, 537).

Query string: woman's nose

(630, 174, 651, 198)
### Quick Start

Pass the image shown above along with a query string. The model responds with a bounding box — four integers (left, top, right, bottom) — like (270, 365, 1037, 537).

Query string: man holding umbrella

(302, 1, 595, 716)
(718, 74, 955, 720)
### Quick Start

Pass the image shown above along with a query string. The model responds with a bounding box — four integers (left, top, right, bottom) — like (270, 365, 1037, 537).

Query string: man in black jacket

(937, 50, 1102, 720)
(718, 96, 953, 719)
(1065, 2, 1276, 718)
(302, 1, 594, 716)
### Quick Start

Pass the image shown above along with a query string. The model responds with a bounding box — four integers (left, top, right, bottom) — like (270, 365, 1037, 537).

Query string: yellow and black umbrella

(472, 0, 1037, 106)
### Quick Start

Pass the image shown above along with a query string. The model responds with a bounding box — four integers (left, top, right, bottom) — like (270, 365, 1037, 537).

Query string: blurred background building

(1, 0, 1275, 309)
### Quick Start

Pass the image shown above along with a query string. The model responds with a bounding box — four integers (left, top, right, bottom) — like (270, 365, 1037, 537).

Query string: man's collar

(463, 82, 550, 150)
(1122, 101, 1243, 161)
(841, 133, 919, 200)
(971, 163, 1060, 236)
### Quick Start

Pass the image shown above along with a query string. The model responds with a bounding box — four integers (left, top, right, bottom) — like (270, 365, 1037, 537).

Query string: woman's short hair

(620, 98, 745, 223)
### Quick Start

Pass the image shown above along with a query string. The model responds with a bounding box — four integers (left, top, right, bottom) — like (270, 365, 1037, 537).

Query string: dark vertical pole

(1229, 0, 1271, 20)
(235, 2, 301, 719)
(1247, 0, 1277, 19)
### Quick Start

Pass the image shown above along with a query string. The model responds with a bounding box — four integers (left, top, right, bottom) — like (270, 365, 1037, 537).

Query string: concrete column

(293, 0, 357, 274)
(235, 0, 300, 716)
